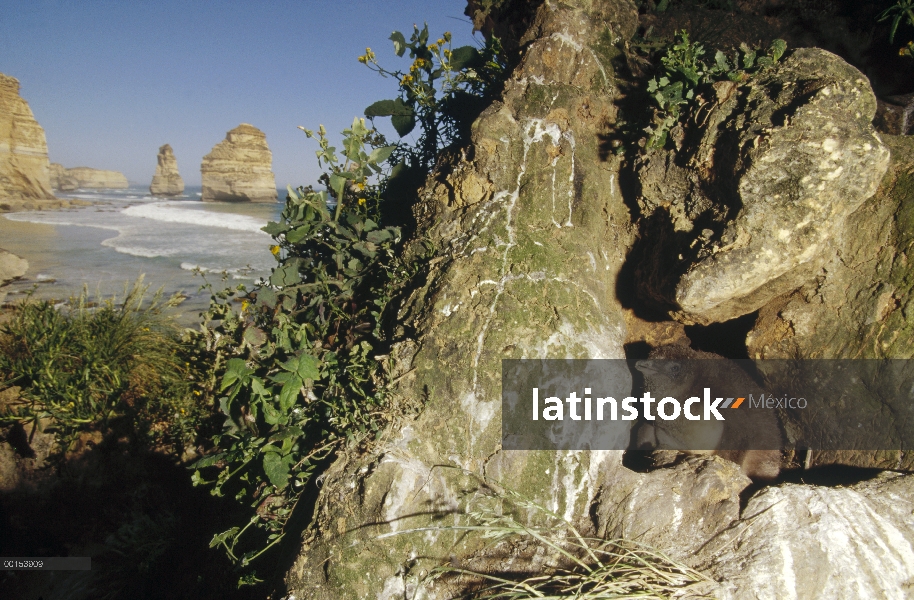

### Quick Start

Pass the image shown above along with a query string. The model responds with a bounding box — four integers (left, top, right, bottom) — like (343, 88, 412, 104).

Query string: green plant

(643, 32, 786, 149)
(188, 25, 505, 585)
(879, 0, 914, 44)
(384, 472, 711, 598)
(360, 24, 505, 174)
(0, 281, 205, 455)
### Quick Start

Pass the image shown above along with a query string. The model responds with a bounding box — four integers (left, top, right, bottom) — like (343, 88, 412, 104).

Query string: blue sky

(1, 0, 479, 188)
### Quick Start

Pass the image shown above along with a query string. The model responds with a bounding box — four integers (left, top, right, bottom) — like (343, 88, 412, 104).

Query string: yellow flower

(429, 43, 439, 52)
(270, 245, 281, 256)
(443, 49, 451, 59)
(358, 55, 368, 63)
(356, 182, 366, 191)
(365, 47, 375, 60)
(193, 390, 201, 396)
(241, 300, 249, 312)
(436, 38, 444, 45)
(401, 74, 413, 85)
(358, 198, 366, 206)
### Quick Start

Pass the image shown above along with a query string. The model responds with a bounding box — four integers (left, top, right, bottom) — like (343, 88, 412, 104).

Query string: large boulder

(634, 49, 890, 325)
(696, 472, 914, 600)
(0, 73, 55, 201)
(744, 135, 914, 472)
(200, 123, 276, 202)
(0, 248, 27, 303)
(149, 144, 184, 196)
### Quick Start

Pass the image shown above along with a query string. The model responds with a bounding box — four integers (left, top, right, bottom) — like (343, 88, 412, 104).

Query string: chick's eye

(669, 364, 681, 377)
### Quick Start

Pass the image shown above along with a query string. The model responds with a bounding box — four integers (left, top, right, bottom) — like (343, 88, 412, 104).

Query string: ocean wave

(105, 242, 179, 258)
(122, 203, 270, 234)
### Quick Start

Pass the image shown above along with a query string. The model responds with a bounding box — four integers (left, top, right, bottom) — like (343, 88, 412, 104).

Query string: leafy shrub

(643, 31, 786, 149)
(0, 281, 205, 455)
(361, 24, 505, 174)
(188, 25, 505, 583)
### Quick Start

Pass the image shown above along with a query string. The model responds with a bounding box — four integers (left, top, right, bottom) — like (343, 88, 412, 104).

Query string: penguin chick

(634, 344, 783, 482)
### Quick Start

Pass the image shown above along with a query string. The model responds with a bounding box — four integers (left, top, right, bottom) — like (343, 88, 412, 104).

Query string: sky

(0, 0, 480, 189)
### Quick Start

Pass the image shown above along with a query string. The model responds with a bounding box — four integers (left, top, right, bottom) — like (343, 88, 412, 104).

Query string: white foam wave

(122, 203, 270, 234)
(107, 244, 178, 258)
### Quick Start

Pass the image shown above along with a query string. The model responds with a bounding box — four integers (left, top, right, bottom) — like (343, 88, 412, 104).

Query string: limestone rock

(0, 73, 55, 200)
(635, 49, 891, 325)
(64, 167, 128, 189)
(0, 248, 27, 303)
(284, 1, 643, 596)
(201, 124, 276, 202)
(49, 162, 78, 191)
(149, 144, 184, 196)
(743, 136, 914, 472)
(696, 472, 914, 600)
(0, 249, 27, 286)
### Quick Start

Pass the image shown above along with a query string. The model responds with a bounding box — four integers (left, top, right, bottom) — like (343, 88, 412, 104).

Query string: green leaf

(262, 221, 287, 236)
(209, 527, 240, 549)
(263, 452, 292, 488)
(269, 264, 301, 287)
(190, 452, 226, 470)
(256, 288, 276, 308)
(285, 224, 312, 244)
(391, 114, 416, 137)
(262, 400, 283, 425)
(368, 145, 396, 165)
(279, 374, 300, 412)
(268, 426, 304, 443)
(294, 353, 319, 380)
(364, 99, 413, 118)
(448, 46, 481, 71)
(390, 31, 407, 57)
(221, 358, 254, 391)
(769, 39, 786, 63)
(366, 229, 393, 244)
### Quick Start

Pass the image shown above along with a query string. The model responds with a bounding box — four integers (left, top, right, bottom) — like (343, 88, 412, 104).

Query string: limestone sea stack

(64, 167, 129, 189)
(201, 124, 277, 202)
(0, 73, 55, 200)
(49, 163, 78, 191)
(149, 144, 184, 196)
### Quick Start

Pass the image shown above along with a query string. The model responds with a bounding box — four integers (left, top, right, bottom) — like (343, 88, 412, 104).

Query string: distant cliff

(0, 73, 55, 200)
(149, 144, 184, 196)
(61, 167, 128, 189)
(201, 124, 276, 202)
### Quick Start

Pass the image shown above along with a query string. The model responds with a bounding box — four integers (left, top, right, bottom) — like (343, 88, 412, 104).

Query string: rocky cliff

(62, 167, 128, 189)
(200, 123, 276, 202)
(282, 1, 914, 598)
(149, 144, 184, 196)
(0, 74, 55, 201)
(49, 163, 78, 191)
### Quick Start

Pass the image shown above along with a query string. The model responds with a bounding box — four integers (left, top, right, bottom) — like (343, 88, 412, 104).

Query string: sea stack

(149, 144, 184, 196)
(0, 73, 55, 200)
(200, 123, 277, 202)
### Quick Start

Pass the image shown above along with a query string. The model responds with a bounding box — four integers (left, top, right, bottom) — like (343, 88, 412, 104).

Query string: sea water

(1, 185, 286, 321)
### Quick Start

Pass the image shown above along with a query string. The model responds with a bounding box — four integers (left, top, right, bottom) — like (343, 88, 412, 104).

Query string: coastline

(0, 195, 95, 214)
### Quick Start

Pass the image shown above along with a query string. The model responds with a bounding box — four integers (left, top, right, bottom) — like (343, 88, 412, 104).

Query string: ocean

(1, 185, 286, 321)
